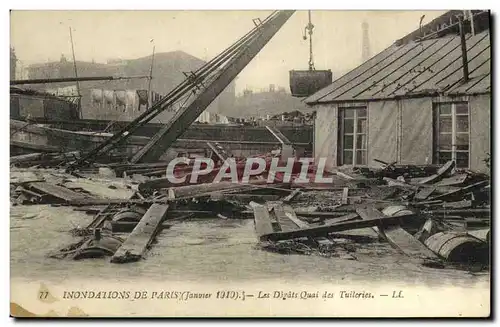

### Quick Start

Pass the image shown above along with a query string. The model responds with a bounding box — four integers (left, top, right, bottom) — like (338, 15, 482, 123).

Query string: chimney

(458, 15, 469, 83)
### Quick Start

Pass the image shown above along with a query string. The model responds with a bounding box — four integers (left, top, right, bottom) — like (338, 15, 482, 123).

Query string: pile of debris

(10, 156, 490, 271)
(249, 159, 490, 271)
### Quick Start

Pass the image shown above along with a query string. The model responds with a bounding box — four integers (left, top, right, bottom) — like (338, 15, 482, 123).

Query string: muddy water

(10, 204, 489, 288)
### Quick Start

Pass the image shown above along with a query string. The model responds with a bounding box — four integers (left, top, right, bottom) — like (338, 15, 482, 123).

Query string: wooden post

(111, 203, 170, 263)
(458, 15, 469, 83)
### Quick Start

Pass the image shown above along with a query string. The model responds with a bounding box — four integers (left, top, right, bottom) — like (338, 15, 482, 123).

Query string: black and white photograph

(8, 8, 491, 317)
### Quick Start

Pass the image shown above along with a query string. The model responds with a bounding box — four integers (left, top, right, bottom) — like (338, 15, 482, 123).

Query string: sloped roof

(305, 31, 490, 104)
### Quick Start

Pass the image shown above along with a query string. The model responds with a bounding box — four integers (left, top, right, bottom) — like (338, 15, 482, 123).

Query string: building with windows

(305, 10, 490, 173)
(26, 51, 236, 122)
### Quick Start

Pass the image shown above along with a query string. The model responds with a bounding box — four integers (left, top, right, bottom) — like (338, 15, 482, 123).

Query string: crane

(67, 10, 295, 170)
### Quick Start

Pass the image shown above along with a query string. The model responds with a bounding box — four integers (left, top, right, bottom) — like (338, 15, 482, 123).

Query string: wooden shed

(305, 12, 491, 173)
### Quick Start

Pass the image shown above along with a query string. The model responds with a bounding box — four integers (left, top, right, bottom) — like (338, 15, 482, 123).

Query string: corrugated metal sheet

(305, 31, 490, 104)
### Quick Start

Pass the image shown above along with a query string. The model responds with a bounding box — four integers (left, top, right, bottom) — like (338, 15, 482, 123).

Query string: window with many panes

(433, 102, 470, 168)
(338, 107, 367, 165)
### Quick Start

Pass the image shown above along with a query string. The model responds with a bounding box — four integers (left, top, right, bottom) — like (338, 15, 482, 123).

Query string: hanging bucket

(289, 70, 332, 97)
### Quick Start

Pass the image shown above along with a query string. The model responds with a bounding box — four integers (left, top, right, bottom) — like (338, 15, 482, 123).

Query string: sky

(10, 10, 446, 93)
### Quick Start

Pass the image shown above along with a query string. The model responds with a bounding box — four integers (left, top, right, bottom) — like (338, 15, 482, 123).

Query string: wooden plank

(442, 199, 472, 209)
(336, 171, 355, 180)
(265, 126, 292, 145)
(414, 186, 436, 201)
(383, 177, 419, 190)
(110, 221, 173, 233)
(28, 182, 88, 202)
(295, 210, 355, 218)
(356, 207, 439, 260)
(341, 187, 349, 205)
(250, 202, 274, 238)
(435, 174, 468, 187)
(260, 211, 419, 242)
(282, 205, 310, 229)
(428, 180, 489, 201)
(111, 203, 170, 263)
(271, 205, 299, 232)
(206, 141, 229, 162)
(282, 188, 301, 203)
(223, 194, 281, 202)
(418, 160, 455, 185)
(323, 213, 360, 225)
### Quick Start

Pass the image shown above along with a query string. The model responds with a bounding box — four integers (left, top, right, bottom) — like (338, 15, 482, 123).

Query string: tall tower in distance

(361, 21, 371, 63)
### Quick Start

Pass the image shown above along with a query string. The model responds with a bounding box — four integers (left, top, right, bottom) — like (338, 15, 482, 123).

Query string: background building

(27, 51, 236, 122)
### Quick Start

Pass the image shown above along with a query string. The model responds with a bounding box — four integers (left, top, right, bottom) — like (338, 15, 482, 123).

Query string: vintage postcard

(9, 9, 491, 318)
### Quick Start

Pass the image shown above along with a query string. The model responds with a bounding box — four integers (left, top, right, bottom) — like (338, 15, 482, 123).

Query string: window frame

(338, 106, 368, 166)
(433, 101, 470, 168)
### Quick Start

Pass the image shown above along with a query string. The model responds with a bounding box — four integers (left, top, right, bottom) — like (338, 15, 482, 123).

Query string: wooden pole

(458, 16, 469, 83)
(69, 27, 82, 118)
(147, 45, 155, 106)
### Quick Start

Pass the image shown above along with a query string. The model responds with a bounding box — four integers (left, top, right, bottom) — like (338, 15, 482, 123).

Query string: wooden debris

(206, 141, 230, 162)
(322, 213, 360, 225)
(418, 160, 455, 185)
(336, 171, 355, 180)
(111, 203, 170, 263)
(271, 205, 299, 232)
(383, 177, 418, 190)
(356, 207, 439, 261)
(341, 187, 349, 205)
(282, 188, 301, 203)
(413, 186, 436, 201)
(28, 182, 89, 202)
(282, 205, 309, 229)
(442, 200, 473, 209)
(259, 211, 420, 242)
(435, 174, 469, 187)
(168, 180, 270, 199)
(110, 221, 173, 233)
(249, 202, 274, 237)
(427, 180, 489, 201)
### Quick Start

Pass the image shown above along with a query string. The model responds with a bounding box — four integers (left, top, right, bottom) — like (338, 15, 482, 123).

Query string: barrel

(424, 231, 489, 263)
(382, 205, 421, 234)
(289, 70, 332, 97)
(112, 206, 147, 222)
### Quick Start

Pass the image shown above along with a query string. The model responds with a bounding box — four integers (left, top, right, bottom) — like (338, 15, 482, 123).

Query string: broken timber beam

(356, 207, 439, 261)
(206, 141, 229, 162)
(28, 182, 88, 202)
(341, 187, 349, 205)
(414, 186, 436, 201)
(427, 180, 490, 201)
(260, 211, 421, 242)
(111, 203, 170, 263)
(282, 188, 301, 203)
(282, 205, 309, 229)
(419, 160, 455, 185)
(250, 202, 274, 238)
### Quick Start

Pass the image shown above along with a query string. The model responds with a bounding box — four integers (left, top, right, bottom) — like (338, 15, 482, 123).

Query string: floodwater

(10, 204, 489, 287)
